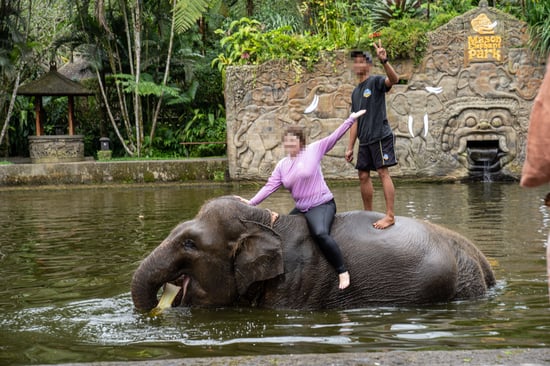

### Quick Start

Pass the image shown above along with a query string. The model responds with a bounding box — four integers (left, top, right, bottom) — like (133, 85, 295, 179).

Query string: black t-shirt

(351, 75, 392, 145)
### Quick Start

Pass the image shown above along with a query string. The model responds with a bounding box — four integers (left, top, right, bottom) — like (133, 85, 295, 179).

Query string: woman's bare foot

(338, 271, 350, 290)
(373, 215, 395, 230)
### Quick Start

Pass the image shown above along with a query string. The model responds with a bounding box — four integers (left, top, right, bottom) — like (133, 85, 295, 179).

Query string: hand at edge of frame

(350, 110, 366, 120)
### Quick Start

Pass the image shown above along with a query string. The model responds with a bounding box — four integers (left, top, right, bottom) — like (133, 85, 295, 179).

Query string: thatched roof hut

(17, 61, 93, 136)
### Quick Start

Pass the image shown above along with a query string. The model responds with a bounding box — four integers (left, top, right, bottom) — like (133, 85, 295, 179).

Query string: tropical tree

(3, 0, 548, 160)
(52, 0, 213, 157)
(0, 0, 36, 151)
(0, 0, 22, 148)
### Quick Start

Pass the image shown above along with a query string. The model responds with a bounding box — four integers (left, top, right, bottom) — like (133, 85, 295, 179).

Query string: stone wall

(225, 2, 546, 181)
(0, 158, 227, 186)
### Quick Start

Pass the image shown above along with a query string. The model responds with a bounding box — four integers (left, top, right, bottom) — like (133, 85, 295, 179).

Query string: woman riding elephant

(238, 109, 367, 291)
(131, 196, 496, 312)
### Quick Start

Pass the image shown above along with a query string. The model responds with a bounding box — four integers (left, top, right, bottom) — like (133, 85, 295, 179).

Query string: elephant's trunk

(131, 250, 172, 312)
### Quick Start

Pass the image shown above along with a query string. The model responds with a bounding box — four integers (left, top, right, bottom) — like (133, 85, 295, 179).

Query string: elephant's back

(333, 211, 426, 239)
(332, 210, 460, 258)
(333, 210, 494, 302)
(331, 210, 434, 259)
(331, 211, 459, 304)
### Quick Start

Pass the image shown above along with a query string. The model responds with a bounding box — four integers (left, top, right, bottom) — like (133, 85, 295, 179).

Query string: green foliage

(181, 106, 226, 143)
(42, 96, 68, 134)
(378, 17, 431, 64)
(213, 18, 264, 68)
(423, 0, 474, 26)
(73, 93, 104, 157)
(143, 124, 184, 158)
(6, 96, 33, 156)
(113, 73, 181, 98)
(525, 0, 550, 59)
(299, 0, 355, 34)
(494, 0, 525, 19)
(173, 0, 212, 33)
(164, 80, 199, 106)
(212, 0, 374, 75)
(180, 106, 227, 157)
(430, 0, 474, 15)
(4, 0, 548, 163)
(369, 0, 423, 30)
(140, 104, 226, 159)
(429, 12, 459, 29)
(212, 16, 368, 74)
(256, 0, 303, 32)
(191, 55, 225, 110)
(213, 170, 225, 181)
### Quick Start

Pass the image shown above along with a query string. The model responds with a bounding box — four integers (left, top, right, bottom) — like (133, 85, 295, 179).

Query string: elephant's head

(131, 196, 284, 312)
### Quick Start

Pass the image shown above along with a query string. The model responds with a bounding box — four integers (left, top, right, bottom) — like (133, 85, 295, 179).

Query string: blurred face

(283, 133, 302, 157)
(352, 55, 371, 78)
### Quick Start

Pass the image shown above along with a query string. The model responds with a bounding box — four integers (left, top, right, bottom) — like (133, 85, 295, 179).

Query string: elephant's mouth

(153, 275, 190, 313)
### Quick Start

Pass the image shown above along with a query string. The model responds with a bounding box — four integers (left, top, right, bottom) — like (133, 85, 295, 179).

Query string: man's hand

(373, 39, 387, 62)
(345, 149, 354, 163)
(350, 109, 366, 120)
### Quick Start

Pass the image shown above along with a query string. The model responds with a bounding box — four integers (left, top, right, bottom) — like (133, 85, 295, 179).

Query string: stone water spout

(466, 142, 506, 180)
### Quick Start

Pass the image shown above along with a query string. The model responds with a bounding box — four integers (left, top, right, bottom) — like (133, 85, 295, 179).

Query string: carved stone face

(441, 103, 519, 170)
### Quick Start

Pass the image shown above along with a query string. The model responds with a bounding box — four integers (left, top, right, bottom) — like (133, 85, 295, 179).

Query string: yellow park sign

(466, 13, 502, 64)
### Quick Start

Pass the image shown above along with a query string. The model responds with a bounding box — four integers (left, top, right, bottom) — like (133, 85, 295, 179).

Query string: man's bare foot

(373, 215, 395, 230)
(338, 271, 350, 290)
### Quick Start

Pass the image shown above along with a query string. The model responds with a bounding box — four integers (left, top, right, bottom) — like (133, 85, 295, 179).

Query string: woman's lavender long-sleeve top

(248, 116, 356, 212)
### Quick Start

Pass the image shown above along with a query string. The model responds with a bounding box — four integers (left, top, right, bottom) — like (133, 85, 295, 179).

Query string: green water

(0, 182, 548, 365)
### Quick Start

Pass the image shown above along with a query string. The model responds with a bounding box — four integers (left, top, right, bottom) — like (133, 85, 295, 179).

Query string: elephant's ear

(233, 223, 284, 296)
(427, 94, 444, 115)
(390, 93, 409, 115)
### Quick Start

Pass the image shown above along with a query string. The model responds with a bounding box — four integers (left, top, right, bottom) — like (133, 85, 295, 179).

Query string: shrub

(378, 17, 430, 64)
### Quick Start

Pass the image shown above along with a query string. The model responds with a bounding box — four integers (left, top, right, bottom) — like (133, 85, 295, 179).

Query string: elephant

(131, 196, 496, 312)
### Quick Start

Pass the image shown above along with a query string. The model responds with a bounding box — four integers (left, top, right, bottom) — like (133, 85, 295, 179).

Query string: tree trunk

(149, 0, 177, 143)
(132, 0, 143, 156)
(0, 71, 21, 146)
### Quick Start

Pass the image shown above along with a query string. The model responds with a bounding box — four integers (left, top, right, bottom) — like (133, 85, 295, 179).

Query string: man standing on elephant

(346, 41, 400, 230)
(239, 110, 366, 290)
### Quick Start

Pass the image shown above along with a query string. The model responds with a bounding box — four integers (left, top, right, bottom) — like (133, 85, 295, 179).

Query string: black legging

(290, 199, 347, 274)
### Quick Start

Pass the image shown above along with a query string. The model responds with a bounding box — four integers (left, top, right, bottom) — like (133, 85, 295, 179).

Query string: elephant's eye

(182, 239, 196, 250)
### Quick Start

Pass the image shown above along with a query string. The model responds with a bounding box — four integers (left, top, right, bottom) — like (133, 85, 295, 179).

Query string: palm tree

(51, 0, 212, 157)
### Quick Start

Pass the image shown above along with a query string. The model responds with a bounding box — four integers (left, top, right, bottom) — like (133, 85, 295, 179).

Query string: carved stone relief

(28, 135, 85, 163)
(226, 57, 358, 180)
(225, 2, 545, 181)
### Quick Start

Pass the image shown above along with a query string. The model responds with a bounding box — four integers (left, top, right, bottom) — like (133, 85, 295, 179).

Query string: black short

(356, 134, 397, 172)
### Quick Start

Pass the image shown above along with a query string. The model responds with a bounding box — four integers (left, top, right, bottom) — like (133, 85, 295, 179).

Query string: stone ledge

(33, 348, 550, 366)
(0, 158, 228, 186)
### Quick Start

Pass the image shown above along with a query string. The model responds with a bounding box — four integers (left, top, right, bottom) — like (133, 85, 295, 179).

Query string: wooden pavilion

(17, 61, 93, 163)
(17, 61, 93, 136)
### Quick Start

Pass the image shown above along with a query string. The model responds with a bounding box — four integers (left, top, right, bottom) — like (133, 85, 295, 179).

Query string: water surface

(0, 182, 548, 365)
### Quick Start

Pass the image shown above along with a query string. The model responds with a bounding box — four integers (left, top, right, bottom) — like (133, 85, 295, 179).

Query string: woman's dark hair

(284, 126, 306, 146)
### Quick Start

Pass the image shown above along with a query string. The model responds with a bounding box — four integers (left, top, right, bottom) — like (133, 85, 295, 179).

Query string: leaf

(173, 0, 211, 34)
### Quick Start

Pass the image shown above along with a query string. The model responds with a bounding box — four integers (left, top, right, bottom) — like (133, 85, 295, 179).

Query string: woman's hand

(350, 109, 366, 120)
(233, 195, 250, 204)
